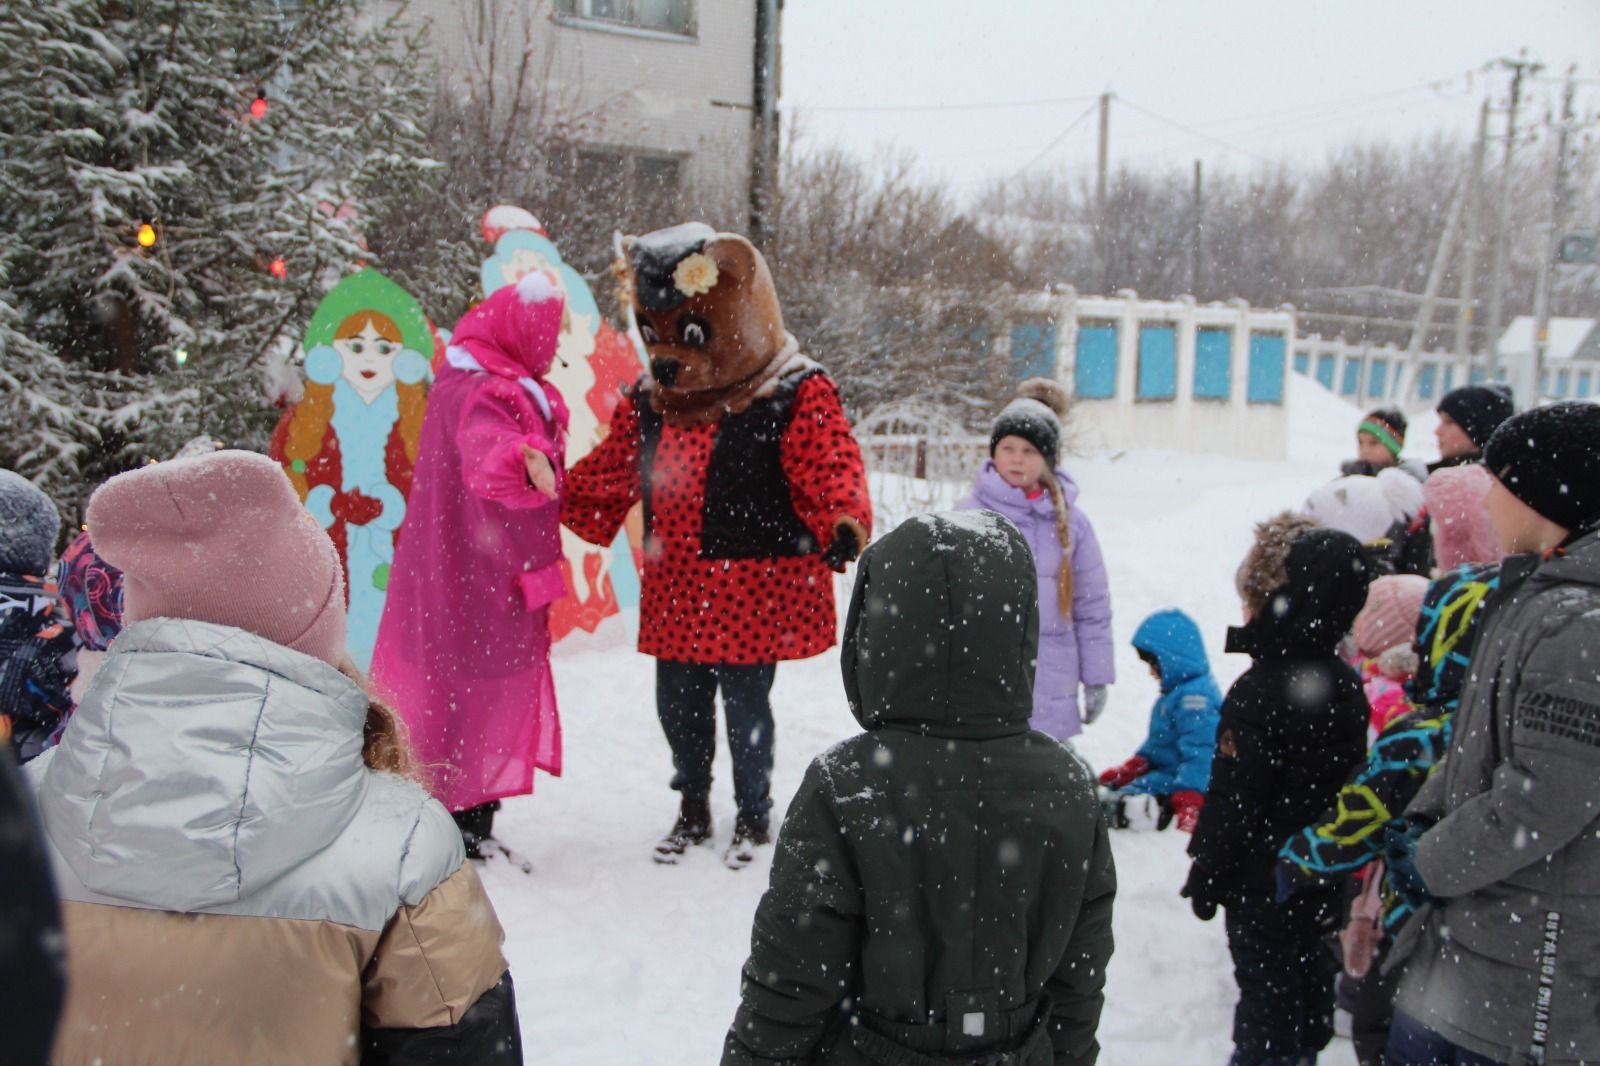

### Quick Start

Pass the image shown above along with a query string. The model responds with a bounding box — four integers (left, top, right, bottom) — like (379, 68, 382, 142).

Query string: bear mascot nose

(650, 357, 680, 387)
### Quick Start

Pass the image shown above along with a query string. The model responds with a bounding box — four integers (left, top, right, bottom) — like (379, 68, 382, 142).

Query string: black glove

(822, 522, 862, 570)
(1181, 864, 1222, 922)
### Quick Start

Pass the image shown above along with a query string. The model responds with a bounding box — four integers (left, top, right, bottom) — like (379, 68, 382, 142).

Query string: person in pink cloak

(372, 272, 568, 857)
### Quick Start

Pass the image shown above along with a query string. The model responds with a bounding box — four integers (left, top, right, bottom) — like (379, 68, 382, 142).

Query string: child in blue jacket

(1098, 608, 1222, 832)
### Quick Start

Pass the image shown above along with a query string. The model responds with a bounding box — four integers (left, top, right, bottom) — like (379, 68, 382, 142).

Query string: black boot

(723, 813, 772, 870)
(653, 796, 712, 864)
(453, 801, 500, 860)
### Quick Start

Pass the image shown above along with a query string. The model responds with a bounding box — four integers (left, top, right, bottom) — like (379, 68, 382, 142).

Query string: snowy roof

(1497, 316, 1600, 362)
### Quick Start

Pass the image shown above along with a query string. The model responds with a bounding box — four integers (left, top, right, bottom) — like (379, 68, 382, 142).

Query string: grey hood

(36, 618, 370, 912)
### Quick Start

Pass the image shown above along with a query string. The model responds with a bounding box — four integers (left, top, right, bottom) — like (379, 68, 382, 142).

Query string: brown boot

(723, 814, 772, 870)
(653, 796, 713, 864)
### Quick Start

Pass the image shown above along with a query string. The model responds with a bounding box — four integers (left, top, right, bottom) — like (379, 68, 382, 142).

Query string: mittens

(1097, 756, 1150, 790)
(1169, 790, 1204, 834)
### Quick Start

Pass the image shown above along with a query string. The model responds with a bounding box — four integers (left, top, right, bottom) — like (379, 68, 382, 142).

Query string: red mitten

(1171, 790, 1205, 834)
(329, 488, 384, 527)
(1098, 756, 1150, 790)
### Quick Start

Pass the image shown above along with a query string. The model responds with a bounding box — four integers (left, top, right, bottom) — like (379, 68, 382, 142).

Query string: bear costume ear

(701, 233, 758, 287)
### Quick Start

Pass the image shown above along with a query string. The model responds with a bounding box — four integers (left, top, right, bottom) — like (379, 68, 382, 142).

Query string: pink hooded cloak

(372, 275, 568, 811)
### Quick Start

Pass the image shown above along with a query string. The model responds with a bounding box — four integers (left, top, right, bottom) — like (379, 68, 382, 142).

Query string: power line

(1115, 97, 1271, 165)
(1010, 100, 1101, 178)
(790, 93, 1098, 115)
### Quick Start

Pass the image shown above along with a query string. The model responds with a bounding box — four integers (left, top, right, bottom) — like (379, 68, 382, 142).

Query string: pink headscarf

(448, 272, 571, 435)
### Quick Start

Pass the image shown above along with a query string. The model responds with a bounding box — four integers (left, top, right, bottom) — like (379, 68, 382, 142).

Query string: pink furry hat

(1353, 574, 1429, 659)
(1424, 464, 1503, 569)
(86, 450, 347, 666)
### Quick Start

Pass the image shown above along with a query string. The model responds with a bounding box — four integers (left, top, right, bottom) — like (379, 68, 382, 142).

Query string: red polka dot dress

(562, 371, 871, 665)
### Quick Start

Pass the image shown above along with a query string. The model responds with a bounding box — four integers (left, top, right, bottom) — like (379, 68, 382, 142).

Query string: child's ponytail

(1041, 469, 1074, 615)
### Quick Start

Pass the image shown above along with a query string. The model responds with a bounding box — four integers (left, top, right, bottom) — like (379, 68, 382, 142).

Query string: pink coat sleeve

(456, 378, 563, 510)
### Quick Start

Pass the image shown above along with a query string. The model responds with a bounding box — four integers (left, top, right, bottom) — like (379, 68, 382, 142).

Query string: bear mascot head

(615, 223, 795, 428)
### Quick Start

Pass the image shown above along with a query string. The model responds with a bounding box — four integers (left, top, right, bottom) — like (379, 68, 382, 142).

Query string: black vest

(634, 370, 823, 561)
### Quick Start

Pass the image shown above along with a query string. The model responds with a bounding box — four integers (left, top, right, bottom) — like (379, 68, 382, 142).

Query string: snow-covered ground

(484, 376, 1439, 1064)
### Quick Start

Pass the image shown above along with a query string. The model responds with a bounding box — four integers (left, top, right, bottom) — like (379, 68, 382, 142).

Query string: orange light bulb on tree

(137, 223, 157, 248)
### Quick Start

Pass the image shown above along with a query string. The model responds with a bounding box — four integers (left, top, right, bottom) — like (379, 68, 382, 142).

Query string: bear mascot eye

(678, 314, 712, 349)
(638, 320, 660, 345)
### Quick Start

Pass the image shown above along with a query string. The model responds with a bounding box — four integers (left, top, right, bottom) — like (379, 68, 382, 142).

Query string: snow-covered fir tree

(0, 0, 439, 519)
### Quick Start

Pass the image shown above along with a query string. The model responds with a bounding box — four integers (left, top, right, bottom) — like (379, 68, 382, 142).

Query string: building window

(554, 0, 695, 36)
(1194, 328, 1232, 400)
(1556, 369, 1571, 398)
(1416, 363, 1437, 400)
(568, 145, 684, 228)
(1137, 324, 1177, 401)
(1577, 371, 1593, 398)
(1010, 320, 1057, 380)
(1315, 353, 1336, 390)
(1248, 332, 1286, 404)
(1367, 358, 1388, 399)
(1074, 321, 1117, 399)
(1341, 358, 1363, 397)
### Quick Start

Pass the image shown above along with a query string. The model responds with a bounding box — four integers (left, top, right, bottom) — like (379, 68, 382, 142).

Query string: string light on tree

(137, 223, 157, 248)
(250, 88, 268, 121)
(173, 347, 189, 366)
(270, 257, 287, 278)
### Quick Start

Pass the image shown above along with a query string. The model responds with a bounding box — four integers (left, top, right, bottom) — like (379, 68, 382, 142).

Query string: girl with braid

(956, 379, 1115, 741)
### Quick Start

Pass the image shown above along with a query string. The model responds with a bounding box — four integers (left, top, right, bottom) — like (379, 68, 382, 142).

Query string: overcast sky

(781, 0, 1600, 197)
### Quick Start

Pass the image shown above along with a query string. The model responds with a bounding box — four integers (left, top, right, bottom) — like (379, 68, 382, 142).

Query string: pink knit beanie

(1424, 463, 1503, 569)
(86, 450, 346, 666)
(1353, 575, 1429, 658)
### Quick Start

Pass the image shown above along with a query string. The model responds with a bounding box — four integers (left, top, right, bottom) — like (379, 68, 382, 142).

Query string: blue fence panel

(1194, 328, 1232, 400)
(1315, 354, 1337, 389)
(1248, 333, 1286, 404)
(1469, 366, 1487, 385)
(1010, 321, 1057, 381)
(1341, 359, 1363, 396)
(1075, 323, 1118, 399)
(1368, 359, 1389, 399)
(1137, 324, 1177, 400)
(1294, 351, 1311, 376)
(1579, 372, 1594, 399)
(1416, 364, 1437, 399)
(1557, 369, 1571, 398)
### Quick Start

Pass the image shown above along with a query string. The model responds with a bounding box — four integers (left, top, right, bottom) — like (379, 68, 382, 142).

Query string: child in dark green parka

(722, 510, 1117, 1066)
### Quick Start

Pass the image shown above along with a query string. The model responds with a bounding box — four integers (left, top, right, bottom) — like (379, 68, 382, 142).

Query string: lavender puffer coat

(956, 461, 1114, 738)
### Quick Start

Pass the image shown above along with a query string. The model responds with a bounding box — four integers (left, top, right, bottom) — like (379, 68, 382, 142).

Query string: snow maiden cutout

(479, 207, 645, 641)
(269, 268, 435, 668)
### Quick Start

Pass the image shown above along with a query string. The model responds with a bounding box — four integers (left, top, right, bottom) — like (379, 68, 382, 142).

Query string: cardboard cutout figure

(270, 269, 436, 668)
(479, 208, 645, 641)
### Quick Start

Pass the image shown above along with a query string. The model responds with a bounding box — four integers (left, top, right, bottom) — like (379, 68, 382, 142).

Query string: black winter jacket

(723, 511, 1117, 1066)
(1185, 529, 1373, 912)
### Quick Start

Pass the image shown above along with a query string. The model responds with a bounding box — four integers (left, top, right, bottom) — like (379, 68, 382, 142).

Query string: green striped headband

(1358, 418, 1404, 458)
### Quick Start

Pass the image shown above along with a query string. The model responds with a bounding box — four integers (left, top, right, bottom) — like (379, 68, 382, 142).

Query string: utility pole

(1404, 177, 1467, 403)
(1530, 67, 1577, 405)
(748, 0, 781, 250)
(1486, 55, 1542, 384)
(1191, 159, 1203, 296)
(1095, 91, 1111, 292)
(1455, 98, 1489, 364)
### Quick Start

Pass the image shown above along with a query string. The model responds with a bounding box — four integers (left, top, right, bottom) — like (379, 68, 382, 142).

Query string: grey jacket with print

(1393, 527, 1600, 1066)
